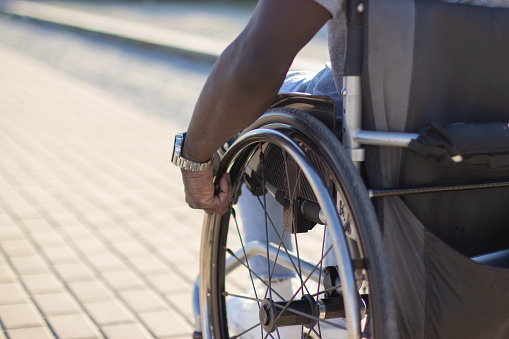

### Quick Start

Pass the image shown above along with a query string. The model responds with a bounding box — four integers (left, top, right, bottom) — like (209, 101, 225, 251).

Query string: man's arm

(181, 0, 331, 214)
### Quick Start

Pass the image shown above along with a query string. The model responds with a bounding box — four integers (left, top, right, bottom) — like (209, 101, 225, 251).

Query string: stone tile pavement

(0, 45, 204, 338)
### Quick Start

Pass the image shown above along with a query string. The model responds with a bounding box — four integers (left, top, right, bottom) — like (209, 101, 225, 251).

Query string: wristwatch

(172, 132, 214, 172)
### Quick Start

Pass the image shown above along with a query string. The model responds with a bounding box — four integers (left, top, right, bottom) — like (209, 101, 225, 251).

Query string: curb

(2, 1, 324, 70)
(2, 1, 225, 63)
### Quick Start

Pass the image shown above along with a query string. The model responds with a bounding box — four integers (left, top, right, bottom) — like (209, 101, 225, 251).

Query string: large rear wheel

(200, 108, 395, 339)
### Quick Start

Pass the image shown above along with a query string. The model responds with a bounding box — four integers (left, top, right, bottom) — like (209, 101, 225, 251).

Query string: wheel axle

(259, 295, 346, 333)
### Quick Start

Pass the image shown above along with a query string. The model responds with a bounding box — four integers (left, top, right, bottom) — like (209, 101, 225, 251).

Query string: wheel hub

(258, 295, 347, 333)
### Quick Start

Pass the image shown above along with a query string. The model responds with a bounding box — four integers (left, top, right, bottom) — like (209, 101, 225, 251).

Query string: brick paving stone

(21, 273, 63, 294)
(83, 300, 133, 326)
(41, 245, 80, 264)
(111, 240, 150, 257)
(3, 200, 40, 221)
(53, 262, 95, 283)
(98, 228, 132, 242)
(49, 211, 83, 227)
(0, 239, 36, 257)
(47, 313, 101, 339)
(86, 253, 126, 272)
(33, 292, 81, 316)
(7, 326, 54, 339)
(68, 280, 113, 303)
(119, 289, 167, 313)
(20, 219, 54, 235)
(138, 233, 171, 249)
(0, 225, 23, 241)
(158, 248, 196, 267)
(0, 303, 43, 329)
(0, 283, 28, 305)
(100, 270, 146, 291)
(146, 272, 192, 294)
(172, 265, 197, 285)
(60, 225, 95, 240)
(101, 322, 153, 339)
(41, 202, 78, 218)
(72, 238, 109, 255)
(109, 206, 140, 220)
(139, 309, 193, 338)
(9, 255, 48, 275)
(123, 219, 157, 232)
(166, 292, 194, 323)
(0, 264, 16, 283)
(129, 255, 168, 275)
(30, 230, 66, 248)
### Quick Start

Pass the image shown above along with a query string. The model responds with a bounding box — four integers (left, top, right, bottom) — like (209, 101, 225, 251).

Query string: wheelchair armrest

(409, 121, 509, 168)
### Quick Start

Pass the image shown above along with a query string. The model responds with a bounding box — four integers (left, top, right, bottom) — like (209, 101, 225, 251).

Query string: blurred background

(0, 1, 328, 338)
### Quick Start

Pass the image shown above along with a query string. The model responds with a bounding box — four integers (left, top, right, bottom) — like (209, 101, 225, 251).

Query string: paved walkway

(1, 0, 329, 71)
(0, 45, 203, 338)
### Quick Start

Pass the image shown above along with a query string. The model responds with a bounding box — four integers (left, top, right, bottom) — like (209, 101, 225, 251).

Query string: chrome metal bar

(354, 130, 418, 147)
(225, 241, 323, 284)
(342, 76, 364, 167)
(192, 277, 201, 334)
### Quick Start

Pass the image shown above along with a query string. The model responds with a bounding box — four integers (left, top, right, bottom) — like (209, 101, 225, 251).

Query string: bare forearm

(181, 0, 330, 162)
(183, 43, 289, 162)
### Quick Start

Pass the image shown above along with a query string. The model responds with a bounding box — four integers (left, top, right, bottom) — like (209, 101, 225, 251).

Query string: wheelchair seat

(362, 0, 509, 257)
(352, 0, 509, 337)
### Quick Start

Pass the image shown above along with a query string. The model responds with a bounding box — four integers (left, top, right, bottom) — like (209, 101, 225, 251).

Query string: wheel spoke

(224, 247, 285, 301)
(254, 194, 312, 291)
(259, 146, 274, 301)
(273, 245, 333, 326)
(230, 321, 262, 339)
(231, 206, 260, 306)
(222, 291, 264, 303)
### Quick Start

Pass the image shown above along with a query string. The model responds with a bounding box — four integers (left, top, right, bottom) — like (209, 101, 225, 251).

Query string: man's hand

(178, 0, 329, 215)
(181, 156, 231, 215)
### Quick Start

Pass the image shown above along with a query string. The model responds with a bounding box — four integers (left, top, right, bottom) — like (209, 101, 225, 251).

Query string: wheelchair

(195, 0, 509, 338)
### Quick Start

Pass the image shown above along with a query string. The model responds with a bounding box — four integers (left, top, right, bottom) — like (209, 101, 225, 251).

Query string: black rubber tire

(200, 108, 396, 339)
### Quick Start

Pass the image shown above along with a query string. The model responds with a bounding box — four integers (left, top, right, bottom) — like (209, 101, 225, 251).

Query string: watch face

(172, 133, 185, 164)
(172, 132, 211, 171)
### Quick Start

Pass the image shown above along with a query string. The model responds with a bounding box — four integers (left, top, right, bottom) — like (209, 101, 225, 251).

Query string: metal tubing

(224, 241, 324, 284)
(342, 76, 362, 150)
(342, 76, 364, 167)
(354, 130, 418, 147)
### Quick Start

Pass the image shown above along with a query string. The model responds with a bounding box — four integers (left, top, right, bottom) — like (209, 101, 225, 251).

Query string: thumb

(212, 152, 220, 176)
(217, 173, 231, 204)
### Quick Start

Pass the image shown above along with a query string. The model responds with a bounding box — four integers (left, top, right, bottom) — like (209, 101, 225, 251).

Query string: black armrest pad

(409, 122, 509, 168)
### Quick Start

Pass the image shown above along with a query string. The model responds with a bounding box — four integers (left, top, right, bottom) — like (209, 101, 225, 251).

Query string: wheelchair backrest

(359, 0, 509, 256)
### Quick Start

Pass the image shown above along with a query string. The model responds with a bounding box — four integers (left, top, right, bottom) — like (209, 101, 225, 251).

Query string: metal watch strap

(172, 132, 214, 172)
(174, 154, 214, 172)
